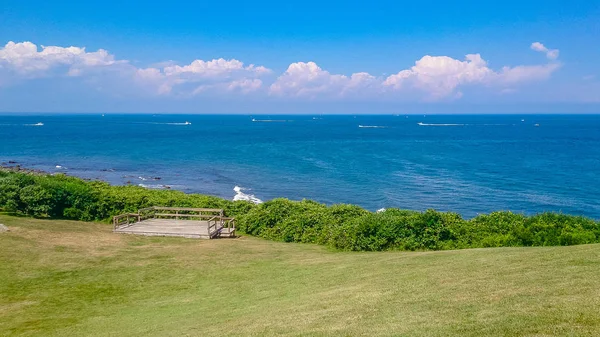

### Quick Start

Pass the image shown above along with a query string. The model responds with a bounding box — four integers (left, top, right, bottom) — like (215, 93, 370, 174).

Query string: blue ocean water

(1, 114, 599, 219)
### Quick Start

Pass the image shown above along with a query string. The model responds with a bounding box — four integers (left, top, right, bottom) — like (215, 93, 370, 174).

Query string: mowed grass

(1, 215, 600, 336)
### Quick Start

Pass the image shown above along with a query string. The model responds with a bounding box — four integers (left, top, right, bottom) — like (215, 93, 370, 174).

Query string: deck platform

(115, 219, 214, 239)
(113, 207, 236, 239)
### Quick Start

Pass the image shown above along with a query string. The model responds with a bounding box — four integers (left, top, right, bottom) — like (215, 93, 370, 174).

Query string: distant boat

(534, 123, 540, 127)
(34, 122, 44, 126)
(184, 121, 192, 125)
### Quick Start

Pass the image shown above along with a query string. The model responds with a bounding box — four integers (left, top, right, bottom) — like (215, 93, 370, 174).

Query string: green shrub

(19, 185, 52, 217)
(1, 169, 599, 252)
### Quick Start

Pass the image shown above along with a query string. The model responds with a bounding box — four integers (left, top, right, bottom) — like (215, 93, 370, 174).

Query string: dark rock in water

(0, 224, 9, 232)
(163, 185, 171, 189)
(152, 177, 161, 180)
(8, 161, 17, 164)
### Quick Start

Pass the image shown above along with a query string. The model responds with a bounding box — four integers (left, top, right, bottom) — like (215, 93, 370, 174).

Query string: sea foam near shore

(233, 186, 263, 204)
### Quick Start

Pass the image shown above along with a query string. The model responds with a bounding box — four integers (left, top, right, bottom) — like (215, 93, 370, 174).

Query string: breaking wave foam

(233, 186, 263, 204)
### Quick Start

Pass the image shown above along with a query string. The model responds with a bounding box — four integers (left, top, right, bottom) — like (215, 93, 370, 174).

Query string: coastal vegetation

(1, 215, 600, 336)
(1, 168, 599, 251)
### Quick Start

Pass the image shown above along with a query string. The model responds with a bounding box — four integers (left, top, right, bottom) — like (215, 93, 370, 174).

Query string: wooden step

(218, 228, 236, 238)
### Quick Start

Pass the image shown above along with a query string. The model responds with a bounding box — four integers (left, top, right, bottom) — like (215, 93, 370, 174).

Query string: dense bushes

(1, 169, 600, 251)
(239, 203, 600, 251)
(0, 170, 252, 221)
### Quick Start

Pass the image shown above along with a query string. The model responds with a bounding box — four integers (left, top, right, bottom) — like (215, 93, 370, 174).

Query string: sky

(0, 0, 599, 114)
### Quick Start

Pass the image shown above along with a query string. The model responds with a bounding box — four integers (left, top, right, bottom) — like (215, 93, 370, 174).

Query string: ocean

(1, 114, 599, 219)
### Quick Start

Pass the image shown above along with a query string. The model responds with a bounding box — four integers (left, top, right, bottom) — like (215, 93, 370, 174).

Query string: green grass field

(1, 215, 599, 336)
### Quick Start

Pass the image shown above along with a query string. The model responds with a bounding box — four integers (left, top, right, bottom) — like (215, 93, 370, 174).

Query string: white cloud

(530, 42, 560, 60)
(0, 41, 121, 78)
(0, 40, 562, 101)
(383, 54, 493, 98)
(0, 41, 270, 96)
(136, 58, 269, 96)
(269, 62, 379, 98)
(382, 48, 561, 99)
(272, 42, 561, 100)
(228, 79, 263, 93)
(496, 63, 560, 84)
(163, 58, 270, 77)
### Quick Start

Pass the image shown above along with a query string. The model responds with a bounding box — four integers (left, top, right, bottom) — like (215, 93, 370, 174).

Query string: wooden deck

(115, 219, 213, 238)
(113, 207, 236, 239)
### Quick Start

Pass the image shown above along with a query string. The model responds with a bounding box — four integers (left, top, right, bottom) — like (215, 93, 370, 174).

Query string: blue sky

(0, 0, 599, 113)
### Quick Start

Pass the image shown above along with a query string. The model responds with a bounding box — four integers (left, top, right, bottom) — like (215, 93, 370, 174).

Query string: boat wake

(166, 121, 192, 125)
(252, 118, 288, 123)
(142, 121, 192, 125)
(233, 186, 263, 204)
(358, 125, 387, 128)
(417, 122, 465, 126)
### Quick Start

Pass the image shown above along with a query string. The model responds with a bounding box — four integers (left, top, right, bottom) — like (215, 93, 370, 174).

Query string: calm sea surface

(1, 114, 599, 218)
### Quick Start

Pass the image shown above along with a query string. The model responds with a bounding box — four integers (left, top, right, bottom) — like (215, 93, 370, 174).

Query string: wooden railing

(113, 207, 234, 238)
(206, 216, 236, 238)
(113, 213, 140, 230)
(207, 216, 222, 238)
(152, 207, 223, 220)
(222, 217, 236, 230)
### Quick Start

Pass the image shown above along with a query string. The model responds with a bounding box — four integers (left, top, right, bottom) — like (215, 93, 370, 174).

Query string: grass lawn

(1, 215, 599, 336)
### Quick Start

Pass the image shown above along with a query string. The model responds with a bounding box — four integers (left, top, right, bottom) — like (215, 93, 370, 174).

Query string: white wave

(358, 125, 387, 128)
(55, 165, 66, 169)
(24, 122, 44, 126)
(138, 176, 147, 181)
(140, 121, 191, 125)
(417, 122, 465, 126)
(165, 121, 192, 125)
(233, 186, 263, 204)
(376, 208, 386, 213)
(252, 118, 287, 122)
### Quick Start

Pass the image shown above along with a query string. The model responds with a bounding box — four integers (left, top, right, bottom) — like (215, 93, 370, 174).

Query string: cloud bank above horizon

(0, 40, 562, 102)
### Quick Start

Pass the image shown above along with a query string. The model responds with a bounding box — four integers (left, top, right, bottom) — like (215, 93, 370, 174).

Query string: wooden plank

(154, 213, 216, 218)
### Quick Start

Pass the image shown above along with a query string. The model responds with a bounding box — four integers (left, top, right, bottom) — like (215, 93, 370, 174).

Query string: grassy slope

(1, 215, 599, 337)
